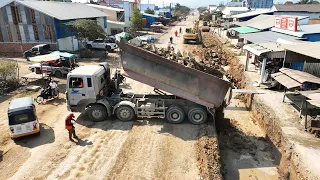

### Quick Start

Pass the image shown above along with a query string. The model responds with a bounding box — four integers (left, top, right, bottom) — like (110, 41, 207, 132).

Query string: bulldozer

(183, 20, 201, 44)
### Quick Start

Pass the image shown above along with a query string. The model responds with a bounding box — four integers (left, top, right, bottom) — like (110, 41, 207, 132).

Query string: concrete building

(0, 1, 108, 53)
(272, 4, 320, 19)
(271, 24, 320, 42)
(87, 4, 125, 35)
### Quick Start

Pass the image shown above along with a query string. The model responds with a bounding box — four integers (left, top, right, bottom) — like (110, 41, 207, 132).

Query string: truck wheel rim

(120, 109, 130, 119)
(171, 112, 180, 120)
(192, 113, 203, 122)
(92, 110, 102, 119)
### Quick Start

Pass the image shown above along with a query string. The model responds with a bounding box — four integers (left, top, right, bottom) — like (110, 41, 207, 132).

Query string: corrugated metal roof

(284, 42, 320, 60)
(240, 31, 303, 43)
(232, 9, 274, 19)
(87, 4, 124, 12)
(233, 14, 274, 27)
(222, 7, 249, 16)
(272, 24, 320, 37)
(243, 42, 285, 56)
(271, 72, 301, 89)
(107, 19, 125, 25)
(17, 1, 108, 20)
(232, 26, 260, 34)
(274, 4, 320, 13)
(142, 13, 159, 18)
(280, 68, 320, 84)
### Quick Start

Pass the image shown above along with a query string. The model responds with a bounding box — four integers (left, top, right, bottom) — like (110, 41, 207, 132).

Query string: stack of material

(139, 44, 223, 78)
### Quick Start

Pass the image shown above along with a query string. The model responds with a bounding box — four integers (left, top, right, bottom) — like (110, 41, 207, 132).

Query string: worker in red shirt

(65, 113, 78, 141)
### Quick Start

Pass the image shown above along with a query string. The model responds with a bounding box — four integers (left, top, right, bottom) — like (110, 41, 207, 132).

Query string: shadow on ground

(14, 123, 55, 148)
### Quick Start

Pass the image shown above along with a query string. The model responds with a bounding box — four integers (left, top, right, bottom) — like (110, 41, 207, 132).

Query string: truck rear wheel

(55, 71, 62, 78)
(188, 107, 207, 125)
(87, 105, 107, 122)
(116, 106, 135, 121)
(166, 106, 185, 124)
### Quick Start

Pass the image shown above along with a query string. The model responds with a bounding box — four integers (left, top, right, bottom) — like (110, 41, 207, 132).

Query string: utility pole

(162, 1, 164, 8)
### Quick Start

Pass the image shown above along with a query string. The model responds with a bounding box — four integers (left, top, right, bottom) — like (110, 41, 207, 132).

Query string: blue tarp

(138, 35, 157, 41)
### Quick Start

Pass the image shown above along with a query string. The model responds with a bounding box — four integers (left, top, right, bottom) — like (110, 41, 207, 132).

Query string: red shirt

(65, 114, 74, 129)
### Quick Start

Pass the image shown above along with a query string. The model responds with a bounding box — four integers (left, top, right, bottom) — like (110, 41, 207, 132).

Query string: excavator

(183, 20, 200, 44)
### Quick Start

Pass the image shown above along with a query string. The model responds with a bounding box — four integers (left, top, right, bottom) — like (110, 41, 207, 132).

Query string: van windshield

(9, 111, 36, 125)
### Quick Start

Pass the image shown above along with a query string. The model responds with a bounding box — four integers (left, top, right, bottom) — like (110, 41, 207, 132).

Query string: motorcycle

(36, 84, 59, 104)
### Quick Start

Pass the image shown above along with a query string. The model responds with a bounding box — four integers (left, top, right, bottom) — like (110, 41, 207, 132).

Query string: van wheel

(106, 46, 111, 52)
(116, 106, 135, 121)
(188, 107, 207, 125)
(166, 105, 185, 124)
(87, 105, 107, 122)
(55, 71, 62, 78)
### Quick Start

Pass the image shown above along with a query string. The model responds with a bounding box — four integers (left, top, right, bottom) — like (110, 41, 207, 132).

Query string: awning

(271, 72, 301, 89)
(231, 26, 260, 34)
(240, 31, 303, 44)
(284, 42, 320, 60)
(51, 51, 78, 58)
(29, 54, 60, 63)
(271, 68, 320, 89)
(243, 44, 270, 56)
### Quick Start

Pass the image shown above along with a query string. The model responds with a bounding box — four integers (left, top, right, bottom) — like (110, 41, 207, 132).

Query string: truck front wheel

(188, 107, 207, 125)
(116, 106, 135, 121)
(166, 106, 185, 124)
(87, 105, 107, 122)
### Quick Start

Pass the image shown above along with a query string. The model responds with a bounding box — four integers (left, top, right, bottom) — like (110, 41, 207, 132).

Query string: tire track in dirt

(106, 120, 201, 179)
(47, 120, 133, 180)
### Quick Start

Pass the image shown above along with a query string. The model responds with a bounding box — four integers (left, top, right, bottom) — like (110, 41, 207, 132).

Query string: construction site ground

(213, 29, 320, 179)
(1, 12, 316, 180)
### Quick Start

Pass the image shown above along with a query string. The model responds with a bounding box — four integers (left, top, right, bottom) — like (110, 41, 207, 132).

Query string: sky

(73, 0, 300, 8)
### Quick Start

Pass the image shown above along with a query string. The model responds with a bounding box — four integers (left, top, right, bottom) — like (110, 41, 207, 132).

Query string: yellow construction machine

(183, 20, 200, 44)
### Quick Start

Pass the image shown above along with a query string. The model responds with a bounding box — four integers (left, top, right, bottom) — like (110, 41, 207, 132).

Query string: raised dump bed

(119, 43, 232, 108)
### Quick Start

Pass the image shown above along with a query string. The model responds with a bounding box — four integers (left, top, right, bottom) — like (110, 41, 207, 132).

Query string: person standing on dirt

(174, 30, 178, 37)
(65, 113, 78, 141)
(169, 36, 173, 44)
(179, 27, 182, 34)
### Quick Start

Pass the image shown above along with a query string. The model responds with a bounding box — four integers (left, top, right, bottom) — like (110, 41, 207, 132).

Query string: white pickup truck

(86, 39, 118, 52)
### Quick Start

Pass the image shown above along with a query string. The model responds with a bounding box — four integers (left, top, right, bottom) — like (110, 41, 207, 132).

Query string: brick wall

(0, 43, 58, 57)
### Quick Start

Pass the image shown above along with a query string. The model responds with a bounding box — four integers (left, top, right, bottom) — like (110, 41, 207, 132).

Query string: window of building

(69, 77, 84, 88)
(33, 25, 39, 41)
(30, 9, 36, 23)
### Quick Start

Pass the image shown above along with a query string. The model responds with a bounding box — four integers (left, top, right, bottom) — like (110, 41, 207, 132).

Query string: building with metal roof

(0, 0, 108, 53)
(232, 26, 261, 34)
(271, 24, 320, 42)
(240, 31, 304, 44)
(272, 4, 320, 19)
(232, 9, 274, 21)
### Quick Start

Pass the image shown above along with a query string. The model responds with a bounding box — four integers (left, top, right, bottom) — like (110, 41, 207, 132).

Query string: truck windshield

(9, 111, 36, 125)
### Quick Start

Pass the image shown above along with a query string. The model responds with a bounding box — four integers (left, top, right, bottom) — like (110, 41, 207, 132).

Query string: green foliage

(66, 19, 106, 41)
(174, 3, 190, 17)
(144, 8, 155, 15)
(0, 61, 18, 81)
(297, 0, 319, 3)
(218, 2, 225, 7)
(130, 9, 142, 31)
(197, 7, 207, 14)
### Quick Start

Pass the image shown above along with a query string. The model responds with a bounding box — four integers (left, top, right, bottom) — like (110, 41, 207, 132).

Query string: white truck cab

(66, 63, 111, 113)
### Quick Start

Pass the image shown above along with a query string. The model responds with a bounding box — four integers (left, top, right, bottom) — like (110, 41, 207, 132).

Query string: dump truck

(183, 20, 201, 44)
(66, 43, 232, 124)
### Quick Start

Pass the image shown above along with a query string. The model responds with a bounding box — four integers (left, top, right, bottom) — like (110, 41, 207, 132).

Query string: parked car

(86, 39, 118, 52)
(23, 44, 51, 59)
(8, 97, 40, 139)
(28, 53, 78, 78)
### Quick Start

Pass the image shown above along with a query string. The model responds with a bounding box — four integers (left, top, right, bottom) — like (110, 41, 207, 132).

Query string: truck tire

(55, 71, 62, 78)
(116, 105, 135, 121)
(166, 105, 185, 124)
(87, 105, 107, 122)
(188, 107, 207, 125)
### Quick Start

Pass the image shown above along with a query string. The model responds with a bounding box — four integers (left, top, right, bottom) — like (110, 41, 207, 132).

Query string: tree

(218, 2, 225, 7)
(144, 8, 155, 15)
(66, 19, 106, 41)
(174, 3, 190, 17)
(130, 9, 142, 31)
(297, 0, 319, 4)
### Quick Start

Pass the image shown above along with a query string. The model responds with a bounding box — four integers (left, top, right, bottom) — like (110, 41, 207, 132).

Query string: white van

(8, 97, 40, 138)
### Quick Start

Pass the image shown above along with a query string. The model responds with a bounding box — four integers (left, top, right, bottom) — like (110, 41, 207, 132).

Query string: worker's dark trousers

(68, 128, 77, 140)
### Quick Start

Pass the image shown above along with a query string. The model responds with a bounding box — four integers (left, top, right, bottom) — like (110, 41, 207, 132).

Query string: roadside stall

(271, 68, 320, 133)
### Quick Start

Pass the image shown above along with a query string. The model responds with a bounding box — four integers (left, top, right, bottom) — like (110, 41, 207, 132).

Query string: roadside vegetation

(0, 60, 19, 95)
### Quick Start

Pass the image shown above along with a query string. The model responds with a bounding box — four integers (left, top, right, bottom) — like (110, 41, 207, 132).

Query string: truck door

(68, 76, 88, 106)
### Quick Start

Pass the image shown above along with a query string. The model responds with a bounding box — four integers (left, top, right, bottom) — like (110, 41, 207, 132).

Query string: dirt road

(0, 13, 220, 180)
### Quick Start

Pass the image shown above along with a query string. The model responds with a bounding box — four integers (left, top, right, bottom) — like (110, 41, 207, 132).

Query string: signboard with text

(275, 17, 298, 32)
